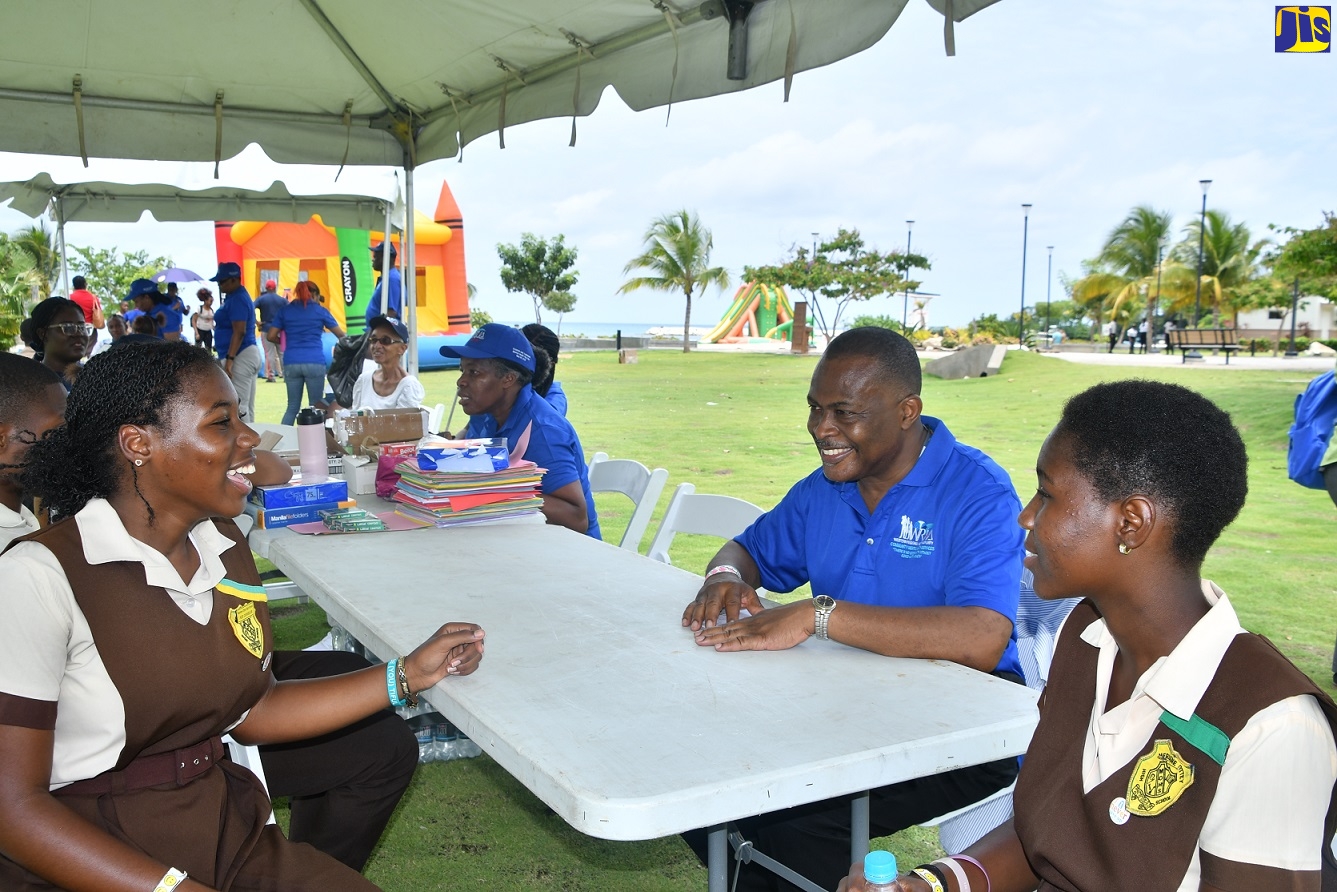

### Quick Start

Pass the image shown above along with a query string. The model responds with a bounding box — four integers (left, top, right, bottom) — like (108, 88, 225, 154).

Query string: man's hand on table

(693, 599, 814, 652)
(681, 577, 767, 630)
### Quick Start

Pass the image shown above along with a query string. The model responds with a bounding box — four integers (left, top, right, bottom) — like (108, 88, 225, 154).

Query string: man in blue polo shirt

(681, 326, 1024, 892)
(439, 324, 599, 539)
(365, 242, 402, 330)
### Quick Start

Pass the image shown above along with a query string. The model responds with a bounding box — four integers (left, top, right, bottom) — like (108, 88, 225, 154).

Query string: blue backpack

(1288, 370, 1337, 489)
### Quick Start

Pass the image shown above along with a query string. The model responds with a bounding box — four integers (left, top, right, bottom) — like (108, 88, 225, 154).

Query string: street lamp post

(902, 220, 915, 329)
(1149, 243, 1164, 353)
(1044, 245, 1054, 345)
(1188, 179, 1211, 360)
(1019, 204, 1032, 348)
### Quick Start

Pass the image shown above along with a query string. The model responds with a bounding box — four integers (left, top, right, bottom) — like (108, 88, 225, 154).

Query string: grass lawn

(255, 349, 1337, 889)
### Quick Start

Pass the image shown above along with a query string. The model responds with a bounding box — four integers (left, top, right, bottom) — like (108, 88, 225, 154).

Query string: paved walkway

(1033, 347, 1333, 373)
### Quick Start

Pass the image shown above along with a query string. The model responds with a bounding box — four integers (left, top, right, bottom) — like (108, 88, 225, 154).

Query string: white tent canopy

(0, 0, 1001, 169)
(0, 173, 393, 230)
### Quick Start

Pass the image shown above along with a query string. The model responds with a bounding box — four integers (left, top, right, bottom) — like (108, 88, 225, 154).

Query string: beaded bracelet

(950, 855, 992, 892)
(386, 658, 406, 708)
(704, 564, 742, 582)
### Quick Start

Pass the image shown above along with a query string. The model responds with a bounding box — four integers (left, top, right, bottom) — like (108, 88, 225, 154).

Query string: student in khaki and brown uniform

(841, 380, 1337, 892)
(0, 340, 486, 892)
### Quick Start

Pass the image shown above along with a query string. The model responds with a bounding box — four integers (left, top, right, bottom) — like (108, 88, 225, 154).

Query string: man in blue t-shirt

(209, 261, 263, 424)
(365, 241, 403, 330)
(255, 280, 287, 382)
(681, 327, 1025, 892)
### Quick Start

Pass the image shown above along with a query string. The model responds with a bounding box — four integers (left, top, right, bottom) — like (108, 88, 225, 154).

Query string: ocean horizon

(497, 321, 709, 340)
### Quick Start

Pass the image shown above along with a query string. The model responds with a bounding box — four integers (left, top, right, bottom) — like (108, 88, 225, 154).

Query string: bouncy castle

(214, 181, 471, 366)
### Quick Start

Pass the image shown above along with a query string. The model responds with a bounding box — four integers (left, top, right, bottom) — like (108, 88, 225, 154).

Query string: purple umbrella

(151, 267, 205, 285)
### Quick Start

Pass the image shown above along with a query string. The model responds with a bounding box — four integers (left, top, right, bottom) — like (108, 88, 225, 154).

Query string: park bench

(1166, 328, 1242, 363)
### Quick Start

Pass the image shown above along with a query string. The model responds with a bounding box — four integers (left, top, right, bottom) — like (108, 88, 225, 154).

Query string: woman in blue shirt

(440, 324, 599, 538)
(522, 323, 567, 416)
(268, 281, 346, 425)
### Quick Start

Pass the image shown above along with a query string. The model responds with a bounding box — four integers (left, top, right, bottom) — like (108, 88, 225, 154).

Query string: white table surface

(262, 523, 1038, 842)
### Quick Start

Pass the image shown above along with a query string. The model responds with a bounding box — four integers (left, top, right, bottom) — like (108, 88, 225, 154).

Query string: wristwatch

(813, 595, 836, 640)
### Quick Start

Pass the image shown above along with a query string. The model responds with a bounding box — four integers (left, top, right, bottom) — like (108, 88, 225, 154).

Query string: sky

(1, 0, 1333, 329)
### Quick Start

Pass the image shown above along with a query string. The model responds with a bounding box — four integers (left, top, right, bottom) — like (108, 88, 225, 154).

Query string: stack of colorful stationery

(392, 440, 546, 527)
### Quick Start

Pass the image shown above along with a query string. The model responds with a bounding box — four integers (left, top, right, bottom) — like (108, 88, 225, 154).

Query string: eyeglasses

(367, 336, 404, 346)
(50, 323, 94, 337)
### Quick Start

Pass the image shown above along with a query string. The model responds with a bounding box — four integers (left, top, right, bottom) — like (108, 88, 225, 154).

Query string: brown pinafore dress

(0, 516, 376, 891)
(1013, 599, 1337, 892)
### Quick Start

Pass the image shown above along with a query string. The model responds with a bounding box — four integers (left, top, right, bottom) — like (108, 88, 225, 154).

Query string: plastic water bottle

(328, 623, 347, 652)
(433, 720, 459, 761)
(409, 714, 438, 764)
(864, 850, 898, 892)
(296, 406, 328, 483)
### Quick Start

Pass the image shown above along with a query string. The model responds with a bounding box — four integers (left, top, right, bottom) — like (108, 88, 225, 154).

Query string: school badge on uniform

(228, 602, 265, 659)
(1126, 739, 1195, 816)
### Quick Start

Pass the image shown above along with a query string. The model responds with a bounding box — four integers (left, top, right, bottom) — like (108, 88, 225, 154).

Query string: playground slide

(703, 285, 757, 343)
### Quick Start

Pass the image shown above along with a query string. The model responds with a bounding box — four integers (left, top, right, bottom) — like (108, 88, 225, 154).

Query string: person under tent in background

(328, 315, 424, 412)
(0, 355, 65, 547)
(365, 241, 402, 328)
(440, 323, 600, 539)
(256, 279, 288, 383)
(23, 297, 89, 391)
(269, 281, 346, 425)
(522, 323, 567, 416)
(210, 261, 263, 424)
(66, 276, 104, 358)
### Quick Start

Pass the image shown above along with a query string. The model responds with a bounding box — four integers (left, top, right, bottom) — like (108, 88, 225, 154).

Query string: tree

(1170, 210, 1266, 324)
(496, 234, 579, 324)
(1271, 212, 1337, 299)
(619, 210, 730, 353)
(1070, 206, 1173, 321)
(69, 246, 173, 316)
(0, 233, 39, 349)
(11, 223, 59, 299)
(543, 290, 577, 336)
(746, 229, 927, 342)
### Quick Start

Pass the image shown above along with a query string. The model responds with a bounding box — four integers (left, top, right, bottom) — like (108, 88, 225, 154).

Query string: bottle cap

(296, 407, 325, 425)
(864, 850, 897, 884)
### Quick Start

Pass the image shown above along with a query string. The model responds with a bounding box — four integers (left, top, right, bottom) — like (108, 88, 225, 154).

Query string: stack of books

(392, 458, 546, 527)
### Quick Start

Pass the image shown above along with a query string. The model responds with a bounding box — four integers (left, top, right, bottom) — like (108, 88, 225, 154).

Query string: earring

(134, 459, 143, 467)
(1118, 542, 1130, 555)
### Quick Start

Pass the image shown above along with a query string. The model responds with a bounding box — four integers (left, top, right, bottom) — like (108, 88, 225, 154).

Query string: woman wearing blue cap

(440, 323, 600, 538)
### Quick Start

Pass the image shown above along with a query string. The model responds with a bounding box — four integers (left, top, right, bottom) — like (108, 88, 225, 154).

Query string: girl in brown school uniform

(0, 340, 485, 892)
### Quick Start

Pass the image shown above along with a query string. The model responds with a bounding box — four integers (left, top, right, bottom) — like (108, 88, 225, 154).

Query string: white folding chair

(931, 570, 1080, 852)
(646, 482, 764, 566)
(223, 734, 276, 824)
(586, 451, 669, 552)
(426, 402, 446, 435)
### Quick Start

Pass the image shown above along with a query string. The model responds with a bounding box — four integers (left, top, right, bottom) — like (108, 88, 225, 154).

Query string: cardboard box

(334, 408, 426, 456)
(249, 478, 349, 509)
(345, 459, 379, 495)
(244, 499, 356, 529)
(370, 440, 420, 460)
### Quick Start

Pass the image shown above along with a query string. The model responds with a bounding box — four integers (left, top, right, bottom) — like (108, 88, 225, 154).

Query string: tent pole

(381, 183, 392, 320)
(56, 196, 70, 297)
(404, 164, 417, 376)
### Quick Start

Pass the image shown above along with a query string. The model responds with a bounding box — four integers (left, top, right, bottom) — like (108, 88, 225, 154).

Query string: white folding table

(255, 522, 1038, 891)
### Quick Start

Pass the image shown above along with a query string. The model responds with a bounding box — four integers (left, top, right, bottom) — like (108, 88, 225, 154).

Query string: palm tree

(1070, 206, 1173, 322)
(619, 210, 730, 353)
(11, 223, 59, 298)
(1168, 210, 1266, 325)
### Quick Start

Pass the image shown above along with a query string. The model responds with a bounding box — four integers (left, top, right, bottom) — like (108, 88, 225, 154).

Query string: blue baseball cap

(367, 314, 409, 342)
(126, 278, 162, 301)
(370, 240, 397, 257)
(438, 323, 535, 372)
(209, 261, 242, 282)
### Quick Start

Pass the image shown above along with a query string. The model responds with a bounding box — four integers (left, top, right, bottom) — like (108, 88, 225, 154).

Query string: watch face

(815, 595, 835, 610)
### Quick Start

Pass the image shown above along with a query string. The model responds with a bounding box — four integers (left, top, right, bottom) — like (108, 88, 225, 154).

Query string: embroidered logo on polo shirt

(1126, 738, 1195, 816)
(890, 515, 935, 558)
